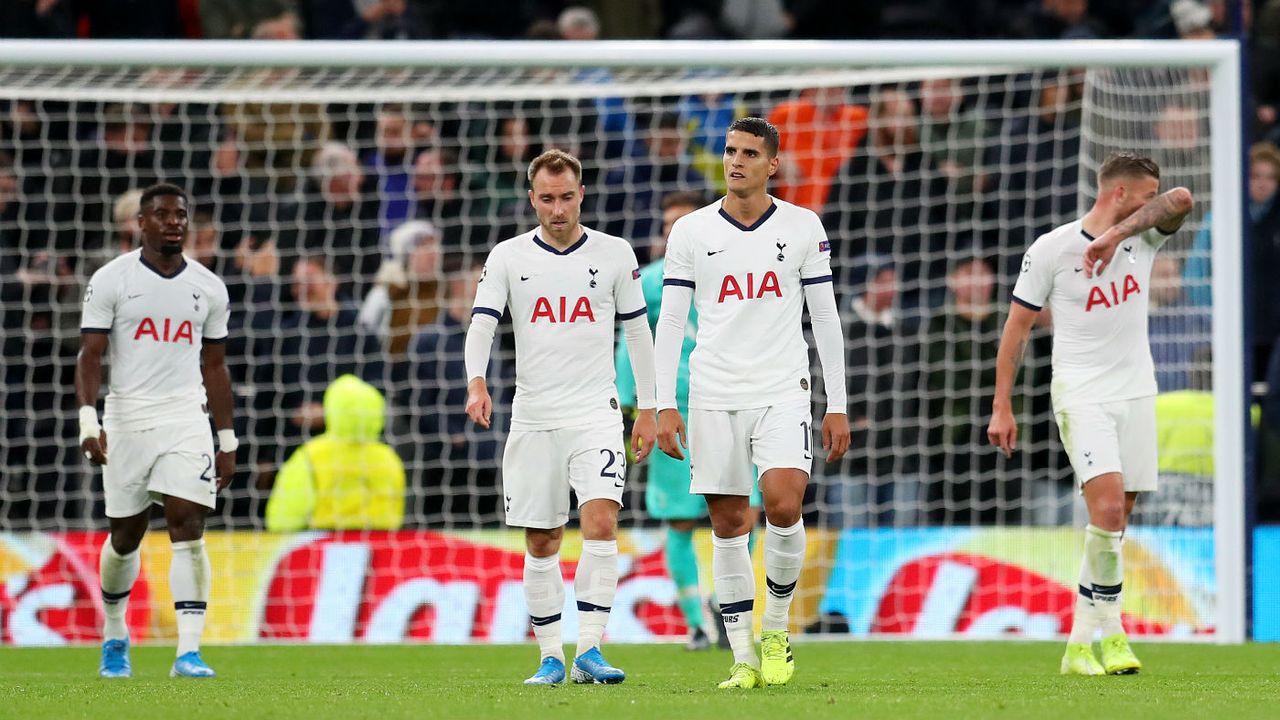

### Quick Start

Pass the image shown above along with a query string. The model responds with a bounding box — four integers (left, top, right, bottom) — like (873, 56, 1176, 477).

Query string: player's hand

(465, 378, 492, 428)
(821, 413, 851, 463)
(1082, 231, 1121, 278)
(81, 431, 108, 466)
(631, 409, 658, 463)
(215, 450, 235, 491)
(657, 408, 687, 461)
(987, 405, 1018, 458)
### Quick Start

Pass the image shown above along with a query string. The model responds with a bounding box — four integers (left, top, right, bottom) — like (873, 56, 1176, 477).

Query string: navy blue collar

(718, 201, 777, 232)
(139, 253, 187, 279)
(533, 232, 588, 255)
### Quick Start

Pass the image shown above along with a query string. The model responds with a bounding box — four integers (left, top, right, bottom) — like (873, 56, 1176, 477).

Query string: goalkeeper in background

(989, 152, 1193, 676)
(265, 374, 405, 531)
(616, 191, 760, 651)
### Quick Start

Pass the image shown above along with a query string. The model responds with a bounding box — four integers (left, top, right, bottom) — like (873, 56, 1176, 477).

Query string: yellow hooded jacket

(265, 374, 406, 531)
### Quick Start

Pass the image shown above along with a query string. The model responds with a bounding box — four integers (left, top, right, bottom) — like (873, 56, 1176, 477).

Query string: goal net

(0, 40, 1244, 645)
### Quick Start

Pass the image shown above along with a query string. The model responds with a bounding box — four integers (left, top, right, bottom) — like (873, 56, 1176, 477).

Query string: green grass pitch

(2, 642, 1278, 720)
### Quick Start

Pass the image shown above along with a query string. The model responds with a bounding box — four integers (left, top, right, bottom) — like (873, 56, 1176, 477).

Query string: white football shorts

(1054, 395, 1158, 493)
(688, 400, 813, 496)
(102, 416, 219, 517)
(501, 420, 626, 529)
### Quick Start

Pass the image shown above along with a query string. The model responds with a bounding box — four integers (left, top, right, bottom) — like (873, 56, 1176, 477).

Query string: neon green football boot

(717, 662, 764, 689)
(1100, 633, 1142, 675)
(1060, 642, 1105, 676)
(760, 630, 795, 686)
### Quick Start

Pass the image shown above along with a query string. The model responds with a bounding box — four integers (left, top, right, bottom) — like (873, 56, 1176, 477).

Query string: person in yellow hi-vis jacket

(265, 374, 406, 531)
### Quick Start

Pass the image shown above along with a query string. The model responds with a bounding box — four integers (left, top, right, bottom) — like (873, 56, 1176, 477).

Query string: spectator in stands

(558, 6, 635, 161)
(265, 374, 406, 531)
(918, 76, 992, 198)
(366, 104, 423, 237)
(218, 86, 327, 194)
(558, 5, 600, 39)
(678, 87, 747, 193)
(73, 0, 185, 38)
(824, 87, 949, 315)
(357, 219, 443, 357)
(826, 258, 923, 527)
(299, 0, 415, 39)
(767, 84, 868, 213)
(0, 0, 75, 38)
(74, 104, 158, 244)
(410, 146, 479, 251)
(248, 255, 385, 471)
(596, 110, 705, 260)
(401, 255, 500, 524)
(982, 70, 1082, 277)
(1185, 141, 1280, 381)
(922, 255, 1021, 525)
(1013, 0, 1105, 39)
(1169, 0, 1216, 40)
(297, 141, 381, 298)
(1153, 100, 1211, 237)
(1149, 256, 1211, 393)
(573, 0, 662, 38)
(201, 0, 296, 39)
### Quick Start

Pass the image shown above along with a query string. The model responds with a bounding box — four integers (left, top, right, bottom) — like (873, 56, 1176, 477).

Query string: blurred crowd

(0, 0, 1278, 530)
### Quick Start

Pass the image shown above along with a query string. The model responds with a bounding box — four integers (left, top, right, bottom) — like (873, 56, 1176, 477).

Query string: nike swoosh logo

(1074, 268, 1083, 273)
(706, 250, 725, 256)
(127, 293, 144, 299)
(520, 276, 531, 281)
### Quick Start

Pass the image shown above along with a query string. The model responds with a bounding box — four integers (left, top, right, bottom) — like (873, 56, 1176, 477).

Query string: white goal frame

(0, 38, 1246, 643)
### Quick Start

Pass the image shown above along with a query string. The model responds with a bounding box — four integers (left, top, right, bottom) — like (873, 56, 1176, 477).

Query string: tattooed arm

(1084, 187, 1194, 277)
(987, 302, 1039, 458)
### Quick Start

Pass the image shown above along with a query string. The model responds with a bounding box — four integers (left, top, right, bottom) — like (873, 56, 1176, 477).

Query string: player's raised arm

(616, 248, 658, 462)
(1083, 187, 1193, 277)
(464, 249, 509, 428)
(653, 220, 693, 460)
(800, 219, 849, 462)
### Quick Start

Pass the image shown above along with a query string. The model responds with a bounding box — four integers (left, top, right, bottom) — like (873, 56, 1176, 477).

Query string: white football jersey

(472, 227, 645, 431)
(1012, 219, 1170, 410)
(80, 250, 231, 431)
(662, 196, 833, 410)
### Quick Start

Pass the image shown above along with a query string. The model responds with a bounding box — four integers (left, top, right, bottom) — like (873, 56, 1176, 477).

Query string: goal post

(0, 39, 1246, 645)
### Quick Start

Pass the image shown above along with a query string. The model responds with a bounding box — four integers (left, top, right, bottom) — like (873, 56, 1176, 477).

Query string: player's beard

(159, 242, 184, 256)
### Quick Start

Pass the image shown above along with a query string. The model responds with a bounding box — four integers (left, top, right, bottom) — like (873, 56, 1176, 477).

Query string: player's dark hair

(661, 190, 708, 211)
(728, 117, 780, 157)
(138, 182, 189, 211)
(527, 148, 583, 186)
(1098, 152, 1160, 185)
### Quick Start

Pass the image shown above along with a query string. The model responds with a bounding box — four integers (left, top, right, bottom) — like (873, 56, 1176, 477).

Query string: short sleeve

(800, 212, 834, 284)
(614, 243, 647, 321)
(662, 217, 694, 288)
(1011, 238, 1052, 311)
(204, 280, 231, 342)
(471, 244, 510, 320)
(80, 267, 118, 332)
(1140, 226, 1175, 249)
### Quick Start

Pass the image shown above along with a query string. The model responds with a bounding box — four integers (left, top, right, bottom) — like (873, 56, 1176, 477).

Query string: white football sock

(100, 538, 141, 642)
(170, 538, 211, 656)
(575, 540, 618, 658)
(712, 532, 757, 667)
(762, 519, 805, 632)
(1067, 550, 1097, 644)
(524, 552, 565, 663)
(1085, 524, 1125, 637)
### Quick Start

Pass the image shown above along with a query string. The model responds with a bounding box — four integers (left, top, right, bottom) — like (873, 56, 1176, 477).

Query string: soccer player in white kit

(654, 117, 851, 689)
(988, 153, 1193, 676)
(76, 183, 237, 679)
(463, 150, 658, 686)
